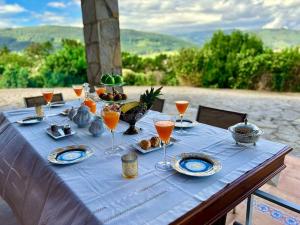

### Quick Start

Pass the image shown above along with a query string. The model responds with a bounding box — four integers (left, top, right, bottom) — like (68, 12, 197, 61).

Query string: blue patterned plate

(171, 153, 221, 177)
(48, 145, 94, 165)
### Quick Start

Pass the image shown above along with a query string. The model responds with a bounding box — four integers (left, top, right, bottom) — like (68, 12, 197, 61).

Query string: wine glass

(175, 100, 189, 135)
(72, 85, 83, 104)
(42, 89, 54, 117)
(154, 115, 175, 171)
(102, 104, 121, 155)
(95, 85, 106, 97)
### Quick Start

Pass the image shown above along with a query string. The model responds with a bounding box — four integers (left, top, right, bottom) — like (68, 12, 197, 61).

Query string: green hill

(250, 29, 300, 49)
(0, 26, 298, 55)
(0, 26, 195, 55)
(177, 29, 300, 50)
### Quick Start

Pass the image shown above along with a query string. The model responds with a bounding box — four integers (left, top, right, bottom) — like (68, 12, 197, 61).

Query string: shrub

(123, 69, 156, 86)
(0, 65, 29, 88)
(39, 39, 87, 87)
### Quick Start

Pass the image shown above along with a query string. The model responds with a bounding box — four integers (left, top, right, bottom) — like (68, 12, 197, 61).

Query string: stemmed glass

(154, 115, 175, 171)
(42, 89, 54, 117)
(175, 100, 189, 135)
(102, 104, 121, 155)
(95, 85, 106, 97)
(72, 85, 83, 104)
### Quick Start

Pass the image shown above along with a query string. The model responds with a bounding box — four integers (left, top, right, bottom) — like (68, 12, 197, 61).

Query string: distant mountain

(175, 29, 300, 49)
(0, 26, 299, 55)
(0, 26, 195, 55)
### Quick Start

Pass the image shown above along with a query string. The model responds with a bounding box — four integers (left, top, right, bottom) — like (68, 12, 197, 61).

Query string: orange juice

(73, 87, 83, 97)
(155, 121, 175, 143)
(175, 101, 189, 115)
(103, 111, 120, 130)
(95, 87, 106, 96)
(84, 99, 96, 113)
(43, 92, 53, 103)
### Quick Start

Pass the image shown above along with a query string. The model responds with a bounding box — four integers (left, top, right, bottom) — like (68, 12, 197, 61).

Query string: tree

(0, 46, 10, 56)
(39, 39, 87, 87)
(0, 65, 29, 88)
(24, 41, 54, 59)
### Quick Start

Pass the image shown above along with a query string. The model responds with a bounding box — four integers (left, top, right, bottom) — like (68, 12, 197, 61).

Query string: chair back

(150, 98, 165, 113)
(196, 105, 247, 129)
(24, 93, 64, 108)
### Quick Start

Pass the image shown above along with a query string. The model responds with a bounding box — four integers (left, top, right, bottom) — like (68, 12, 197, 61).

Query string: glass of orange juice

(42, 89, 54, 117)
(154, 115, 175, 171)
(175, 100, 189, 135)
(72, 85, 83, 104)
(102, 104, 121, 155)
(84, 98, 97, 114)
(94, 85, 106, 97)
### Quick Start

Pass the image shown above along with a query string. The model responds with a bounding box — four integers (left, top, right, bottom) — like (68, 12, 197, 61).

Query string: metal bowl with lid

(228, 119, 263, 145)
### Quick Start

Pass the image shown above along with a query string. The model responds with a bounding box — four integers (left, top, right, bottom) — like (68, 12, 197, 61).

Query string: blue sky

(0, 0, 299, 33)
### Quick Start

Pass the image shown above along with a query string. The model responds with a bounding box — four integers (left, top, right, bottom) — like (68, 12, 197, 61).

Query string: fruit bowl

(98, 91, 127, 103)
(120, 102, 148, 135)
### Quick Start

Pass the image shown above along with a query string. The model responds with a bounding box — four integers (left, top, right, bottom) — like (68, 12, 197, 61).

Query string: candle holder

(121, 152, 138, 179)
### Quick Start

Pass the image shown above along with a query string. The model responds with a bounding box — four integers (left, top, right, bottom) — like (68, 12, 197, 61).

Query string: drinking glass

(175, 100, 189, 135)
(42, 89, 54, 117)
(95, 85, 106, 96)
(72, 85, 83, 104)
(84, 98, 97, 114)
(154, 115, 175, 171)
(102, 105, 121, 155)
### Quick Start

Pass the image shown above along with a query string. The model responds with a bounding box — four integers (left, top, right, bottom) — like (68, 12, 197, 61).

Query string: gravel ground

(1, 86, 300, 157)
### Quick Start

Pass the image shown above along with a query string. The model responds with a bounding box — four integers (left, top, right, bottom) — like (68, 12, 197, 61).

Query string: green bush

(28, 75, 44, 87)
(123, 69, 156, 86)
(171, 48, 203, 86)
(0, 31, 299, 92)
(0, 65, 29, 88)
(39, 39, 87, 87)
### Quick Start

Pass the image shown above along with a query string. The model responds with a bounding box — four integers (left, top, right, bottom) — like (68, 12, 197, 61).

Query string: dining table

(0, 101, 292, 225)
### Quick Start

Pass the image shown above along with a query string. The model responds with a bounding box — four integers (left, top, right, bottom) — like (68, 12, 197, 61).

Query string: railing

(234, 189, 300, 225)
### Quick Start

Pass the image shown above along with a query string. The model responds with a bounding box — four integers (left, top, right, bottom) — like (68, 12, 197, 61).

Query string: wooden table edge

(171, 146, 293, 225)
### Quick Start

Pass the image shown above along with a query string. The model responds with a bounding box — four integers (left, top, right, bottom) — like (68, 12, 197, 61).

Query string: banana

(121, 101, 140, 113)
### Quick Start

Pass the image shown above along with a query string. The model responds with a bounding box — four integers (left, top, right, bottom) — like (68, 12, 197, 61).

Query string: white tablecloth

(0, 101, 288, 225)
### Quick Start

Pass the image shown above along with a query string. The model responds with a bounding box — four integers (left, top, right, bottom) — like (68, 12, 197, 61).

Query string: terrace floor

(0, 86, 299, 224)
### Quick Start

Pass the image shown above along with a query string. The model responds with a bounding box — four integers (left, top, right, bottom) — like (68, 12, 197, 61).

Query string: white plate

(175, 119, 197, 128)
(46, 127, 76, 140)
(132, 141, 174, 154)
(50, 101, 66, 107)
(17, 116, 44, 125)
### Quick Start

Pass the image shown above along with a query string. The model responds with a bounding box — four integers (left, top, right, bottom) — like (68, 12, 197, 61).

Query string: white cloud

(71, 0, 80, 6)
(262, 0, 300, 29)
(33, 11, 66, 23)
(47, 2, 67, 8)
(0, 3, 25, 15)
(118, 0, 300, 32)
(32, 11, 83, 27)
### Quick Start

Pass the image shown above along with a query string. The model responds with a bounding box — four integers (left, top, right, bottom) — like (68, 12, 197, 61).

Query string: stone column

(81, 0, 122, 88)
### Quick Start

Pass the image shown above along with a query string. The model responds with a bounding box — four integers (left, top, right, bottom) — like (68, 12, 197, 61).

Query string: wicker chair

(150, 98, 165, 113)
(196, 105, 247, 129)
(24, 93, 64, 108)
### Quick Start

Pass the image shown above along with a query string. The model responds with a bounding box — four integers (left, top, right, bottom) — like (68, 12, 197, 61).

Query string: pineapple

(140, 86, 163, 110)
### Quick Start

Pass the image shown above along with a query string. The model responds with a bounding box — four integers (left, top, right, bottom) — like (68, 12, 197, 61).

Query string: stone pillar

(81, 0, 122, 88)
